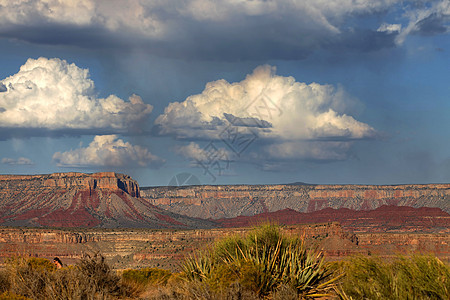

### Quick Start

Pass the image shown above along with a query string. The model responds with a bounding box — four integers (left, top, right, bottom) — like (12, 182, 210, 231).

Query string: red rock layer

(215, 205, 450, 233)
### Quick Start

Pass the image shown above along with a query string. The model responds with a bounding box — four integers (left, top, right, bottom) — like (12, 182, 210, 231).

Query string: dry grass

(334, 255, 450, 300)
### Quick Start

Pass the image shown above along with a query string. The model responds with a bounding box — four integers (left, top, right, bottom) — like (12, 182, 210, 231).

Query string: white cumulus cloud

(52, 135, 164, 167)
(156, 65, 376, 161)
(156, 65, 376, 141)
(0, 57, 153, 134)
(1, 157, 34, 165)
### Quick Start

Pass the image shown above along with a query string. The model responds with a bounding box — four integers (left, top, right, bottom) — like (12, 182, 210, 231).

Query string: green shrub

(181, 224, 338, 298)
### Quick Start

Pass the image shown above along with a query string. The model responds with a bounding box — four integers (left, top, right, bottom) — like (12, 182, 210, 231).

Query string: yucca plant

(181, 225, 339, 298)
(181, 251, 214, 282)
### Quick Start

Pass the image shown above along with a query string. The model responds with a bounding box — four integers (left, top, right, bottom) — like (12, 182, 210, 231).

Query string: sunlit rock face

(0, 172, 214, 229)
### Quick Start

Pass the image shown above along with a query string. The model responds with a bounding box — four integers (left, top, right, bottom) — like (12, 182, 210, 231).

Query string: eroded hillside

(0, 172, 214, 228)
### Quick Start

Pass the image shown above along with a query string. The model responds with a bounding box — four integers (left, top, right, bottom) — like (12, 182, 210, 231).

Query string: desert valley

(0, 172, 448, 271)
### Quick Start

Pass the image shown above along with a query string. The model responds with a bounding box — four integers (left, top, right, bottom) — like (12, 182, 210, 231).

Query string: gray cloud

(2, 1, 446, 61)
(2, 157, 34, 165)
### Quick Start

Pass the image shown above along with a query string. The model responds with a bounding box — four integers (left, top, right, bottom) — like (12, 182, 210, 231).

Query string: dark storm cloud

(414, 12, 450, 35)
(327, 30, 398, 53)
(3, 0, 446, 61)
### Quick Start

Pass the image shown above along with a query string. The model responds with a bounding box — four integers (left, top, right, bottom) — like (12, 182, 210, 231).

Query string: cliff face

(0, 172, 140, 197)
(141, 184, 450, 219)
(0, 172, 214, 229)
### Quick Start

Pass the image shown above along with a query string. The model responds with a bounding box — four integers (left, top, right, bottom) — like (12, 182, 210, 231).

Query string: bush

(336, 255, 450, 300)
(181, 224, 338, 298)
(3, 254, 137, 300)
(7, 257, 50, 299)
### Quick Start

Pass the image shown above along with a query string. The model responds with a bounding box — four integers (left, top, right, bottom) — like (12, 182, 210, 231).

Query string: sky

(0, 0, 449, 187)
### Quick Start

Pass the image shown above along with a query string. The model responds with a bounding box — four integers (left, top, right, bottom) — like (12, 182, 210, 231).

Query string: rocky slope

(0, 172, 214, 229)
(141, 184, 450, 219)
(216, 205, 450, 233)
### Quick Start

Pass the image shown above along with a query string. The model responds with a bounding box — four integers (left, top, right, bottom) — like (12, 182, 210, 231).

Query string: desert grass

(334, 255, 450, 300)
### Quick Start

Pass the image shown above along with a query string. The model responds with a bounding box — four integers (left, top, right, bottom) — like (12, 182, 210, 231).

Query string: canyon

(141, 183, 450, 219)
(0, 172, 449, 270)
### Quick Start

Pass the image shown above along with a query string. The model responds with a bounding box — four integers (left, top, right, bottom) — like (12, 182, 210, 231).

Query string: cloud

(175, 141, 232, 163)
(0, 57, 153, 137)
(2, 0, 447, 60)
(396, 1, 450, 43)
(2, 157, 34, 165)
(52, 135, 164, 168)
(157, 65, 376, 162)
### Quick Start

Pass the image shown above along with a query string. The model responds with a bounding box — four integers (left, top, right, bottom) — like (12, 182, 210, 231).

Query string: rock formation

(141, 184, 450, 219)
(0, 172, 214, 228)
(1, 223, 448, 270)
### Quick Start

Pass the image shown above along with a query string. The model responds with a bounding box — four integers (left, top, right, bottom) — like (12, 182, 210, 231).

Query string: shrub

(6, 257, 51, 299)
(3, 254, 137, 300)
(181, 224, 338, 298)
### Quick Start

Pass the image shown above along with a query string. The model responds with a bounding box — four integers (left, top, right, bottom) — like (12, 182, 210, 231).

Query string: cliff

(141, 184, 450, 219)
(0, 172, 139, 197)
(0, 172, 214, 229)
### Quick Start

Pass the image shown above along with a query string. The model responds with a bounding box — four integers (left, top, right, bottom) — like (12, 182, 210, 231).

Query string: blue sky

(0, 0, 449, 187)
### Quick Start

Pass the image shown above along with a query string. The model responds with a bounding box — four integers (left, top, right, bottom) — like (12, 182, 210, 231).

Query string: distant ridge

(288, 181, 315, 186)
(141, 183, 450, 219)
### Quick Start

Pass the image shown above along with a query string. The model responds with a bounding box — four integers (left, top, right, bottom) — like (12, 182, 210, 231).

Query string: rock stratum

(1, 223, 448, 270)
(0, 172, 214, 229)
(141, 184, 450, 219)
(216, 205, 450, 233)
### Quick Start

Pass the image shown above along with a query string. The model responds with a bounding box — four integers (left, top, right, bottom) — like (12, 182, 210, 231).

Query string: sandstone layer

(141, 184, 450, 219)
(0, 172, 214, 228)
